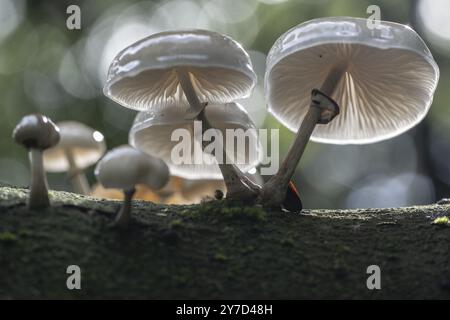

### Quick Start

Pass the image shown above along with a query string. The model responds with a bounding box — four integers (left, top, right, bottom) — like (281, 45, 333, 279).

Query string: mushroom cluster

(101, 18, 439, 211)
(104, 29, 262, 201)
(12, 16, 440, 219)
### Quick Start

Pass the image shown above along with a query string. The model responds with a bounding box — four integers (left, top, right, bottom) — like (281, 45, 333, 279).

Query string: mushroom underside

(107, 67, 255, 111)
(267, 44, 438, 144)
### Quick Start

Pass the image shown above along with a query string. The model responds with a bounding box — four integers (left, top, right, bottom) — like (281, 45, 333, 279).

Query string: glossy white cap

(265, 17, 440, 144)
(104, 29, 256, 111)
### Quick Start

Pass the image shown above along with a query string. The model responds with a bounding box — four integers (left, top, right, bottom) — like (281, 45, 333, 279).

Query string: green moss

(0, 231, 17, 243)
(184, 201, 267, 222)
(432, 216, 450, 226)
(223, 206, 267, 222)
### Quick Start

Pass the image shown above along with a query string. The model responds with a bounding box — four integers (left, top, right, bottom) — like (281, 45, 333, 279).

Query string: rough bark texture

(0, 183, 450, 299)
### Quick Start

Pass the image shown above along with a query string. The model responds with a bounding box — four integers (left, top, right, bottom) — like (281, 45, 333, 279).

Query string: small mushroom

(44, 121, 106, 195)
(129, 102, 262, 199)
(12, 114, 60, 209)
(261, 17, 439, 209)
(95, 145, 169, 226)
(104, 30, 260, 201)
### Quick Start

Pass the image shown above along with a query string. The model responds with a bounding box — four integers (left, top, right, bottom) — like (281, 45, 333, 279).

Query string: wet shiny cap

(265, 17, 440, 144)
(13, 114, 60, 150)
(104, 29, 256, 111)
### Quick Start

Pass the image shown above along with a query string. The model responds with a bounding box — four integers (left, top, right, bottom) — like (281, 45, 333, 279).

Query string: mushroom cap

(43, 121, 106, 172)
(129, 102, 262, 180)
(13, 114, 60, 150)
(265, 17, 440, 144)
(95, 145, 169, 191)
(104, 29, 256, 111)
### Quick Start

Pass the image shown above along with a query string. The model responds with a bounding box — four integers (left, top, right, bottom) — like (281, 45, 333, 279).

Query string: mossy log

(0, 183, 450, 299)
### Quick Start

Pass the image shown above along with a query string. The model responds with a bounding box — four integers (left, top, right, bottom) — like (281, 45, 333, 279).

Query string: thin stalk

(198, 110, 260, 199)
(65, 149, 90, 195)
(114, 187, 136, 226)
(176, 68, 206, 120)
(28, 148, 50, 209)
(176, 68, 259, 200)
(260, 64, 347, 207)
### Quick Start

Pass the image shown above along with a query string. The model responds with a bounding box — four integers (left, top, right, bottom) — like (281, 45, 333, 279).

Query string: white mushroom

(104, 29, 256, 117)
(13, 114, 60, 209)
(44, 121, 106, 195)
(95, 145, 169, 226)
(129, 102, 262, 198)
(104, 30, 260, 200)
(260, 17, 439, 208)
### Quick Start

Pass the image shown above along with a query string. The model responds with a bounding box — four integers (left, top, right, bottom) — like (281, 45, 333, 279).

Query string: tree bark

(0, 184, 449, 299)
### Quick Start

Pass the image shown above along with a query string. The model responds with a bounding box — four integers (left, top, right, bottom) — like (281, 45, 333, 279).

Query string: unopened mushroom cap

(43, 121, 106, 172)
(104, 29, 256, 111)
(95, 145, 169, 190)
(13, 114, 60, 150)
(265, 17, 440, 144)
(129, 102, 262, 180)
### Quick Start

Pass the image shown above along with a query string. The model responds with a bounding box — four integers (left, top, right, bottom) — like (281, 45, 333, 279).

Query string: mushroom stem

(260, 64, 347, 207)
(115, 187, 136, 226)
(176, 68, 208, 120)
(198, 110, 260, 200)
(176, 68, 260, 200)
(28, 148, 50, 209)
(65, 149, 90, 195)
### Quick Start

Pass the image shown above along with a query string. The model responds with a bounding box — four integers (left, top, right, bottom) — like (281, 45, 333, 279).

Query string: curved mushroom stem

(114, 187, 136, 226)
(198, 110, 261, 200)
(28, 148, 50, 209)
(259, 64, 347, 208)
(176, 68, 208, 120)
(65, 149, 90, 195)
(175, 67, 260, 201)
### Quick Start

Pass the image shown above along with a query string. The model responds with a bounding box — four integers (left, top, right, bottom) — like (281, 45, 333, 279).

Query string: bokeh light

(417, 0, 450, 54)
(0, 0, 25, 44)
